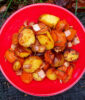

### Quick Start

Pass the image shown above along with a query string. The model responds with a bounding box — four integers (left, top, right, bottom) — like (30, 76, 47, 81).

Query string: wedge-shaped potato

(37, 31, 54, 50)
(39, 14, 60, 28)
(23, 56, 43, 73)
(19, 28, 35, 47)
(15, 46, 32, 58)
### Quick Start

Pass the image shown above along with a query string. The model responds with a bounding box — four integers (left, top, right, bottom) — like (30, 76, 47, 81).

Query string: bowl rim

(0, 3, 85, 97)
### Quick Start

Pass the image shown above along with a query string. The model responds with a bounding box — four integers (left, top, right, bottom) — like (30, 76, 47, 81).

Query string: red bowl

(0, 3, 85, 96)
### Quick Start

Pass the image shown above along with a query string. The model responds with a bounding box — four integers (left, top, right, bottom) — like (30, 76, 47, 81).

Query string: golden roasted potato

(23, 56, 43, 73)
(37, 31, 54, 50)
(33, 69, 46, 81)
(39, 14, 60, 28)
(13, 61, 21, 71)
(19, 28, 35, 47)
(64, 49, 79, 62)
(15, 46, 32, 58)
(46, 68, 57, 80)
(51, 53, 64, 67)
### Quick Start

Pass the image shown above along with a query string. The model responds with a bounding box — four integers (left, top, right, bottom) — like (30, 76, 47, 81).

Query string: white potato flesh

(23, 56, 43, 73)
(19, 29, 35, 47)
(39, 14, 60, 28)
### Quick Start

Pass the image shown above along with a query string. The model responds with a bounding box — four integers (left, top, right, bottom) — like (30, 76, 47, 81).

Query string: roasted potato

(31, 40, 46, 53)
(46, 68, 57, 80)
(13, 61, 21, 71)
(54, 46, 65, 53)
(15, 46, 32, 58)
(33, 69, 46, 81)
(51, 53, 64, 67)
(32, 23, 50, 34)
(23, 56, 43, 73)
(64, 49, 79, 62)
(37, 31, 54, 50)
(38, 23, 50, 34)
(39, 14, 60, 28)
(19, 28, 35, 47)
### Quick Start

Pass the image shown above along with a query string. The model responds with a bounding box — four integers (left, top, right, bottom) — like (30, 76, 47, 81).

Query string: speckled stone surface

(0, 12, 85, 100)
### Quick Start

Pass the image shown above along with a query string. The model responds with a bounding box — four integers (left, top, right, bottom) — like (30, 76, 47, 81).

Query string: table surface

(0, 12, 85, 100)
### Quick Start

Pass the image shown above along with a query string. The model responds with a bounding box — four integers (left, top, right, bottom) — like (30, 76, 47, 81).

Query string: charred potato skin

(64, 49, 79, 62)
(19, 28, 35, 47)
(23, 56, 43, 73)
(39, 14, 60, 28)
(15, 46, 32, 58)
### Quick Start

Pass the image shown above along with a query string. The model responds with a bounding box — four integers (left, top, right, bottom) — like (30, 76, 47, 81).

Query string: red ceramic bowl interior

(0, 3, 85, 96)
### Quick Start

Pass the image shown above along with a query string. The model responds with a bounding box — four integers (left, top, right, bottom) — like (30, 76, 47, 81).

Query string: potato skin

(51, 53, 64, 67)
(46, 68, 57, 80)
(64, 49, 79, 62)
(54, 46, 65, 53)
(19, 28, 35, 47)
(23, 56, 43, 73)
(31, 40, 46, 53)
(15, 46, 32, 58)
(13, 61, 21, 71)
(39, 14, 60, 28)
(33, 70, 46, 81)
(37, 31, 54, 50)
(33, 72, 42, 81)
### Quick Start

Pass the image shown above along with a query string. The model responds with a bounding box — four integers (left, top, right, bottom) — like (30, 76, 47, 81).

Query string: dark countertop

(0, 12, 85, 100)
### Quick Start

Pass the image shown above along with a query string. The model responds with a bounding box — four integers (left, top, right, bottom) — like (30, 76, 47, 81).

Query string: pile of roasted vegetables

(5, 14, 80, 84)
